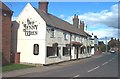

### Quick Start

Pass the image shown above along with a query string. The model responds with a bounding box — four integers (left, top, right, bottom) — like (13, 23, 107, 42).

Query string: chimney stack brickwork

(72, 14, 85, 31)
(38, 1, 49, 13)
(80, 21, 84, 31)
(73, 14, 79, 28)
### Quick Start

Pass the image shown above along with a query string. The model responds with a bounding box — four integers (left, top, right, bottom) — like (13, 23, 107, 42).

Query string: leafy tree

(99, 44, 106, 52)
(109, 42, 116, 48)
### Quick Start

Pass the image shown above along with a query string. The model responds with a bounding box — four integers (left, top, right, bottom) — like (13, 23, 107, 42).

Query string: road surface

(19, 53, 118, 77)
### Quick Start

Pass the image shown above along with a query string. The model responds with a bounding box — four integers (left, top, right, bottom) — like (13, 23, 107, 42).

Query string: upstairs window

(50, 28, 55, 38)
(33, 44, 39, 55)
(76, 37, 79, 41)
(81, 38, 84, 44)
(80, 37, 82, 42)
(72, 35, 74, 41)
(64, 32, 68, 40)
(74, 36, 76, 41)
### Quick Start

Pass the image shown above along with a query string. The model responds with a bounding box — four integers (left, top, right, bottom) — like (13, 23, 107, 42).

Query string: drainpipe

(76, 46, 79, 59)
(70, 33, 72, 60)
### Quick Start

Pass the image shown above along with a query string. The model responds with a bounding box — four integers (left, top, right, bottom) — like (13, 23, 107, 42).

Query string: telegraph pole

(105, 37, 108, 53)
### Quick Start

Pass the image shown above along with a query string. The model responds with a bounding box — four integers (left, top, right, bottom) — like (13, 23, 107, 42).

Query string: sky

(4, 2, 119, 42)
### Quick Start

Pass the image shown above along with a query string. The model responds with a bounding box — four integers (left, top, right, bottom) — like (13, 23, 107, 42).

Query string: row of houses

(108, 38, 120, 52)
(1, 1, 99, 65)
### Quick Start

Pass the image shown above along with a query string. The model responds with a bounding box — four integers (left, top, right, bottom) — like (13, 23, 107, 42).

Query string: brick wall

(15, 52, 20, 64)
(1, 2, 13, 65)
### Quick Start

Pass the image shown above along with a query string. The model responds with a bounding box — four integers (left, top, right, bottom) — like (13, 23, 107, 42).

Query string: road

(19, 53, 119, 78)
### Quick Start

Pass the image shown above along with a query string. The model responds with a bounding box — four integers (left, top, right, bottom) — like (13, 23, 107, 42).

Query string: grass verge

(2, 64, 34, 73)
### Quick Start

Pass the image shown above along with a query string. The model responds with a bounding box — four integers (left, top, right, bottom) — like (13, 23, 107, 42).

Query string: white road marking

(102, 57, 115, 66)
(87, 56, 117, 73)
(102, 61, 108, 66)
(74, 75, 79, 77)
(87, 66, 100, 72)
(70, 75, 80, 79)
(108, 59, 112, 62)
(102, 58, 115, 66)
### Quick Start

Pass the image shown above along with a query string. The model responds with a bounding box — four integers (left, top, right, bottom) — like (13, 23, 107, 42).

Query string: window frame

(33, 44, 39, 55)
(74, 36, 76, 41)
(64, 32, 68, 40)
(47, 46, 59, 57)
(63, 47, 70, 56)
(50, 28, 55, 38)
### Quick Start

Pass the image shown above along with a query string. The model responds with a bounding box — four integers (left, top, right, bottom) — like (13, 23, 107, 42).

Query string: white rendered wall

(16, 3, 46, 64)
(71, 47, 75, 59)
(91, 48, 95, 55)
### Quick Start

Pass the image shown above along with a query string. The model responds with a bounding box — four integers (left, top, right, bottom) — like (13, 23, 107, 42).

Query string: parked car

(110, 50, 116, 54)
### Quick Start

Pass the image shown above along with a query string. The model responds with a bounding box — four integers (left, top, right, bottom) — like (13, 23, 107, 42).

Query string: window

(79, 37, 82, 42)
(72, 35, 74, 41)
(50, 28, 55, 38)
(91, 40, 94, 45)
(74, 36, 76, 41)
(33, 44, 39, 55)
(81, 38, 84, 44)
(87, 46, 90, 53)
(63, 47, 70, 56)
(76, 37, 79, 41)
(80, 47, 84, 54)
(47, 46, 53, 57)
(47, 46, 59, 57)
(64, 32, 67, 40)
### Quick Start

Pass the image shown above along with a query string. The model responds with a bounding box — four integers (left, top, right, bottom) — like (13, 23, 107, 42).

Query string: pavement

(2, 53, 104, 77)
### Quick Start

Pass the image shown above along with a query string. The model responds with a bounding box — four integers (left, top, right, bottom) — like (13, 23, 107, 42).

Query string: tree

(99, 44, 106, 52)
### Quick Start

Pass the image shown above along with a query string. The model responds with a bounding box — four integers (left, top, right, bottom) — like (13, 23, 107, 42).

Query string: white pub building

(15, 1, 94, 65)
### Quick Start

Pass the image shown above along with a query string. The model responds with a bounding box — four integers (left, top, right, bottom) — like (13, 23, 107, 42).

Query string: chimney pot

(111, 37, 113, 40)
(117, 39, 119, 41)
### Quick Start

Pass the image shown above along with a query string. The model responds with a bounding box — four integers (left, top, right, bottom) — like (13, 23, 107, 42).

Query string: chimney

(73, 14, 79, 28)
(117, 39, 119, 41)
(111, 37, 113, 40)
(38, 0, 49, 13)
(80, 21, 84, 31)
